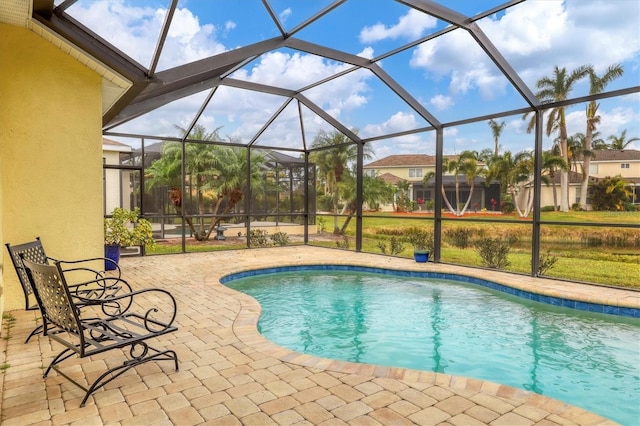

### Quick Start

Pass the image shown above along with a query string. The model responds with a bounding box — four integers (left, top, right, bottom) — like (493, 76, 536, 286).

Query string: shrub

(540, 205, 556, 212)
(589, 175, 630, 211)
(538, 250, 558, 275)
(424, 200, 435, 211)
(378, 236, 405, 256)
(317, 194, 334, 211)
(270, 232, 289, 246)
(475, 237, 511, 268)
(445, 227, 473, 248)
(336, 235, 350, 249)
(501, 200, 515, 214)
(404, 227, 434, 252)
(249, 229, 271, 247)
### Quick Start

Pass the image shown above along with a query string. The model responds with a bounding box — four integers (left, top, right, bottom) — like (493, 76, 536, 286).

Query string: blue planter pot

(104, 244, 120, 270)
(413, 251, 429, 263)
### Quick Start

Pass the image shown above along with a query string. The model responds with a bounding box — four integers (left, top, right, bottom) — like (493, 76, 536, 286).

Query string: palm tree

(488, 119, 506, 157)
(310, 129, 371, 233)
(146, 124, 221, 239)
(525, 65, 591, 211)
(338, 171, 392, 234)
(608, 129, 640, 150)
(582, 64, 624, 208)
(396, 179, 411, 213)
(202, 145, 266, 240)
(145, 125, 266, 241)
(441, 151, 481, 216)
(540, 149, 568, 211)
(503, 150, 535, 217)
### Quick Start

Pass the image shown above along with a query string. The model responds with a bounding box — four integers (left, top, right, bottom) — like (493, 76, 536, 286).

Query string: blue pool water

(225, 268, 640, 425)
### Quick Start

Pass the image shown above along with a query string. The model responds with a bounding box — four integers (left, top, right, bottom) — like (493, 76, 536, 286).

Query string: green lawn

(148, 210, 639, 289)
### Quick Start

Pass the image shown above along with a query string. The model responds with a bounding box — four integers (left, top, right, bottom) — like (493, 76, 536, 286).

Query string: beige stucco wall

(0, 24, 104, 313)
(592, 161, 640, 179)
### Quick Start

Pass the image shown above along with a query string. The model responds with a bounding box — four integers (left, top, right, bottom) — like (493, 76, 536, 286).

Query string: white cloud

(361, 111, 421, 138)
(430, 94, 454, 110)
(410, 0, 639, 104)
(359, 9, 437, 43)
(279, 8, 292, 23)
(71, 1, 226, 70)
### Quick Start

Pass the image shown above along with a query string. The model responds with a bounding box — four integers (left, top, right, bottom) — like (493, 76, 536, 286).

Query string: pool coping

(221, 264, 640, 318)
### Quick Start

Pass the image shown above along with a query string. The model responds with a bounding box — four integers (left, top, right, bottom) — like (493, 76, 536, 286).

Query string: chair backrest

(5, 238, 48, 310)
(22, 259, 81, 336)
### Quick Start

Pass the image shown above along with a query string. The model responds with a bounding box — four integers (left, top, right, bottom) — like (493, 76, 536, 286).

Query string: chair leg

(79, 347, 178, 407)
(44, 347, 76, 378)
(24, 324, 43, 343)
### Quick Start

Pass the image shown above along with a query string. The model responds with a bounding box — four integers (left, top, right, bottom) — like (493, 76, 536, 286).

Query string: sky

(66, 0, 640, 160)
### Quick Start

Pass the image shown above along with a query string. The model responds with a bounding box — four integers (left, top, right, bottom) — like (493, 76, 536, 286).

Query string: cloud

(361, 111, 422, 138)
(430, 94, 454, 110)
(70, 1, 226, 70)
(410, 1, 640, 101)
(279, 8, 292, 23)
(359, 9, 437, 43)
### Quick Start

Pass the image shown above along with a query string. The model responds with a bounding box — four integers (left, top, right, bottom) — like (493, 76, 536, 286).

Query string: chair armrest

(52, 256, 122, 280)
(76, 288, 178, 333)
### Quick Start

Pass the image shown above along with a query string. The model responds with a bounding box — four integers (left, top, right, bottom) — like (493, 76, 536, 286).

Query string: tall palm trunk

(559, 114, 570, 212)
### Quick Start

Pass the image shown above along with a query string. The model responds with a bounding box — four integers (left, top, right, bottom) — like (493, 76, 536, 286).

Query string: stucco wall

(0, 24, 104, 312)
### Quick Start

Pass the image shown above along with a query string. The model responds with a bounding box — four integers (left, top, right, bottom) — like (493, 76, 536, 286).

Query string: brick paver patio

(2, 246, 635, 425)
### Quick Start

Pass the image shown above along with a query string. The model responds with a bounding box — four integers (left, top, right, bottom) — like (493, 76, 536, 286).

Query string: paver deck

(2, 246, 636, 425)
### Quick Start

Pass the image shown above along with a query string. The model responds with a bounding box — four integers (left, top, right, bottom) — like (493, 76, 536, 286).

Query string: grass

(146, 211, 640, 289)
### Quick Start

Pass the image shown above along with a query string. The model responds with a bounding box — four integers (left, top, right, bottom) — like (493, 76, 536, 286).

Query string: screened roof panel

(63, 0, 169, 68)
(381, 28, 531, 124)
(251, 101, 306, 150)
(35, 0, 638, 154)
(476, 0, 640, 97)
(192, 86, 291, 144)
(228, 47, 350, 91)
(107, 90, 210, 138)
(291, 0, 444, 58)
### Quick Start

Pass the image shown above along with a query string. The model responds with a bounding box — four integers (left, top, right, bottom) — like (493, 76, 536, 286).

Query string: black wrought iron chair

(5, 237, 131, 342)
(22, 258, 179, 407)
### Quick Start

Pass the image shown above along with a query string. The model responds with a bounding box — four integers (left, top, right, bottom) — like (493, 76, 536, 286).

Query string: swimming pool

(223, 266, 640, 425)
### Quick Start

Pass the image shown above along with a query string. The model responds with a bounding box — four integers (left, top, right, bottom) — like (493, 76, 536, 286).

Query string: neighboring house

(586, 149, 640, 204)
(363, 154, 500, 212)
(102, 138, 135, 215)
(518, 149, 640, 209)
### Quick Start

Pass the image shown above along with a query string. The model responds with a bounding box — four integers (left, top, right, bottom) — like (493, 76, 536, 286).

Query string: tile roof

(590, 149, 640, 161)
(365, 154, 455, 167)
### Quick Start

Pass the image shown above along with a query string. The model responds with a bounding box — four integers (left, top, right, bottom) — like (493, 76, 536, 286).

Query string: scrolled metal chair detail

(5, 238, 131, 342)
(22, 258, 178, 407)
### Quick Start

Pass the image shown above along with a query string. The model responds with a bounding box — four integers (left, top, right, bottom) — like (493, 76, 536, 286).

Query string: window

(589, 164, 598, 174)
(621, 163, 630, 169)
(363, 169, 376, 177)
(409, 168, 423, 178)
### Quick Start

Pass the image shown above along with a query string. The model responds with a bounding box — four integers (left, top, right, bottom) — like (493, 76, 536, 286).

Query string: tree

(607, 129, 639, 150)
(496, 150, 536, 217)
(441, 150, 483, 216)
(488, 119, 506, 157)
(525, 65, 591, 211)
(540, 149, 568, 211)
(310, 129, 372, 233)
(396, 179, 411, 212)
(338, 171, 393, 234)
(145, 124, 266, 241)
(589, 176, 631, 211)
(582, 64, 624, 209)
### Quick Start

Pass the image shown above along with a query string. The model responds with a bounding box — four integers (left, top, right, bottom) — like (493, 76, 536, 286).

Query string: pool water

(226, 270, 640, 425)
